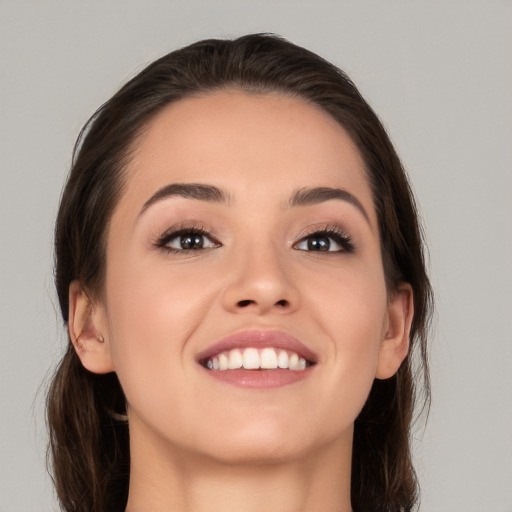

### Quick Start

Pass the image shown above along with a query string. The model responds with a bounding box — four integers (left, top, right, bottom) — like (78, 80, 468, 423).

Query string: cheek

(304, 261, 388, 413)
(107, 252, 214, 331)
(306, 254, 388, 342)
(102, 255, 218, 400)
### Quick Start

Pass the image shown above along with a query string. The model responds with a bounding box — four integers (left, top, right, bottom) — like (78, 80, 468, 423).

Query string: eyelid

(292, 224, 355, 253)
(153, 222, 221, 252)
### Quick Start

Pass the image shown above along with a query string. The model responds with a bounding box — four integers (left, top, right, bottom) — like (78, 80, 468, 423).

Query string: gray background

(1, 1, 511, 511)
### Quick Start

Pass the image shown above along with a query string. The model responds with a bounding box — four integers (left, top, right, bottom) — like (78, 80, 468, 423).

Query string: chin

(201, 439, 310, 466)
(190, 415, 348, 466)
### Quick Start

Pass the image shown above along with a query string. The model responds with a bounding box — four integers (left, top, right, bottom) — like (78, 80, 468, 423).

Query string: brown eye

(156, 227, 220, 254)
(178, 233, 205, 250)
(294, 229, 354, 253)
(305, 235, 331, 251)
(166, 231, 218, 251)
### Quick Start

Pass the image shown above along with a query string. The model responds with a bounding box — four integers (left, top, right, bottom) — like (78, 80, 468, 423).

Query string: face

(78, 90, 410, 464)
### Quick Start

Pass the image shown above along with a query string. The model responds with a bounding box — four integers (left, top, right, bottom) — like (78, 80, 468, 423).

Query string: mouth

(196, 330, 317, 389)
(201, 347, 313, 371)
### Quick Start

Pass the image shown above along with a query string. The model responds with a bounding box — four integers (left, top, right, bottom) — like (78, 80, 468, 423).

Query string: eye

(155, 226, 220, 253)
(294, 228, 354, 253)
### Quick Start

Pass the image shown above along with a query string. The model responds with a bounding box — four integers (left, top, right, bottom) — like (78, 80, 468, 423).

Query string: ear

(376, 283, 414, 380)
(68, 280, 114, 374)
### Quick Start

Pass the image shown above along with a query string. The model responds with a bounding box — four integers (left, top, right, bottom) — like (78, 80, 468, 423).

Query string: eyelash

(153, 224, 355, 255)
(154, 223, 220, 255)
(293, 225, 355, 254)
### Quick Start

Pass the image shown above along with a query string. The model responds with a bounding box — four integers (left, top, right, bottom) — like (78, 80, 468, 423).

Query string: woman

(47, 33, 432, 512)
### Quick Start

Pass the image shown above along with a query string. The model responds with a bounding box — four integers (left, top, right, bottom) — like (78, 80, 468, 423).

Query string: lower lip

(201, 367, 313, 389)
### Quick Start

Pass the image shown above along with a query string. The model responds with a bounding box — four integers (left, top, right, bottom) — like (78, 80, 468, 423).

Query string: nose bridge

(222, 234, 299, 314)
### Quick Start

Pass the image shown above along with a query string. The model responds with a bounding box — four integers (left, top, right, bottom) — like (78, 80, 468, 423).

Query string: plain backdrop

(1, 1, 511, 511)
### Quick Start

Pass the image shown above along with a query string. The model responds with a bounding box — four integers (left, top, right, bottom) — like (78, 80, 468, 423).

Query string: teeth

(277, 350, 289, 369)
(228, 349, 243, 369)
(260, 348, 278, 369)
(219, 353, 228, 370)
(205, 347, 309, 371)
(242, 348, 260, 369)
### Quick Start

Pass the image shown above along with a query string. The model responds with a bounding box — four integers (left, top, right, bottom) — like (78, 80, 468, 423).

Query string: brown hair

(48, 33, 432, 512)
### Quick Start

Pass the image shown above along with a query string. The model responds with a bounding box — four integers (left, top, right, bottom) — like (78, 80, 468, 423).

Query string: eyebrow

(139, 182, 370, 225)
(139, 183, 229, 216)
(289, 187, 370, 224)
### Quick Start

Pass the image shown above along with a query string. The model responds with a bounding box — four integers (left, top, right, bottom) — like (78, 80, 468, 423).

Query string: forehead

(119, 89, 375, 222)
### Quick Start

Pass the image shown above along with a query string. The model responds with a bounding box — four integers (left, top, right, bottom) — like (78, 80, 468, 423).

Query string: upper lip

(196, 329, 318, 364)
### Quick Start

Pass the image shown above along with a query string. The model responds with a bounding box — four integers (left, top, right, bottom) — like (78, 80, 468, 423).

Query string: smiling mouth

(202, 347, 314, 371)
(196, 330, 317, 388)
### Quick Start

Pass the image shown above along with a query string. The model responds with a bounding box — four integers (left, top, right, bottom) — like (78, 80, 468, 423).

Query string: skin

(69, 90, 413, 512)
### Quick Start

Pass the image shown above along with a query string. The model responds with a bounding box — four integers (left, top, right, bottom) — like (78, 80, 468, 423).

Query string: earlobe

(376, 284, 414, 380)
(68, 280, 114, 374)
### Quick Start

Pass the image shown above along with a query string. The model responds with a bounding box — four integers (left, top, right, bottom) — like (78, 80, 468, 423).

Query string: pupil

(181, 234, 203, 249)
(308, 236, 330, 251)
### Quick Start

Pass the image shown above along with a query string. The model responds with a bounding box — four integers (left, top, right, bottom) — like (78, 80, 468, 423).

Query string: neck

(125, 422, 353, 512)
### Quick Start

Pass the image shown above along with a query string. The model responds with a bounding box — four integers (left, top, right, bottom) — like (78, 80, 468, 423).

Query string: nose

(221, 242, 301, 316)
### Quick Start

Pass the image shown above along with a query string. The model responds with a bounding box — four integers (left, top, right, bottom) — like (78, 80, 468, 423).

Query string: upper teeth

(205, 347, 308, 371)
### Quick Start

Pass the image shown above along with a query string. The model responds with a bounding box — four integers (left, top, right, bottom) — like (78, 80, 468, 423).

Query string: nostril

(235, 299, 290, 308)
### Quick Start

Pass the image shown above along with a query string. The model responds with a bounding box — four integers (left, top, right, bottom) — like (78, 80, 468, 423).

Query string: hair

(48, 33, 432, 512)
